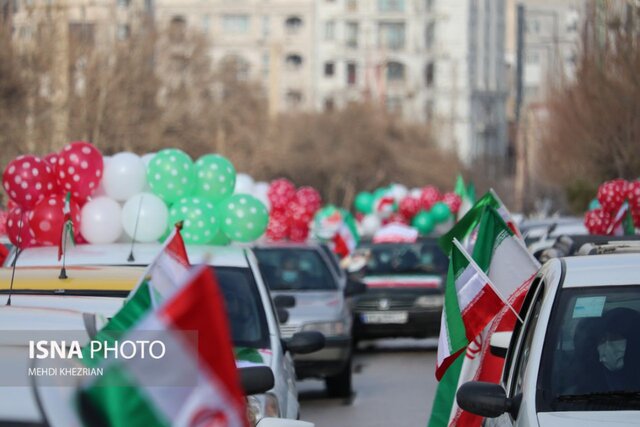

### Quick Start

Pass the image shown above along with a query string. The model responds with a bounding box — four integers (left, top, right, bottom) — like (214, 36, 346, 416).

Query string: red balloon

(442, 192, 462, 214)
(584, 208, 612, 235)
(44, 153, 59, 169)
(2, 155, 57, 209)
(295, 187, 322, 214)
(6, 206, 37, 248)
(29, 194, 81, 246)
(288, 224, 309, 242)
(266, 209, 289, 241)
(419, 186, 442, 211)
(627, 181, 640, 213)
(597, 179, 628, 214)
(57, 141, 103, 201)
(398, 196, 421, 220)
(0, 210, 7, 236)
(268, 179, 296, 211)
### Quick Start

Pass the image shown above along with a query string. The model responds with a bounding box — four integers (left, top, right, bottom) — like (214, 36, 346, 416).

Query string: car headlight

(247, 393, 280, 426)
(302, 320, 346, 337)
(414, 295, 444, 308)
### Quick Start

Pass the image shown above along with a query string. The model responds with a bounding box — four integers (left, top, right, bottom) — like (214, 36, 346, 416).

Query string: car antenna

(128, 194, 145, 263)
(6, 247, 22, 307)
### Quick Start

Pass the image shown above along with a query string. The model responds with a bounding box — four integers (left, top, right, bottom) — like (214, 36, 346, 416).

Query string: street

(298, 339, 439, 427)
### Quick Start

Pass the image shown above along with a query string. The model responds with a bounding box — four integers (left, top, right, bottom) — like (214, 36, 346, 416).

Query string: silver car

(254, 243, 366, 398)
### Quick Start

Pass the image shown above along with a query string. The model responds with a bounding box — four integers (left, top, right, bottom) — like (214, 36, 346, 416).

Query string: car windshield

(357, 241, 448, 276)
(254, 248, 338, 291)
(539, 285, 640, 412)
(215, 267, 270, 350)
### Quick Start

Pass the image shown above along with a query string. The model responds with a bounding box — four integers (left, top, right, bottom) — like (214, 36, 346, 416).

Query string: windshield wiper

(557, 390, 640, 401)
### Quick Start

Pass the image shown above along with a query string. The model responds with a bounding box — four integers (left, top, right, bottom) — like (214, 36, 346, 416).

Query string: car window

(254, 248, 338, 291)
(538, 285, 640, 412)
(511, 297, 543, 398)
(357, 241, 447, 276)
(319, 244, 345, 279)
(215, 267, 270, 350)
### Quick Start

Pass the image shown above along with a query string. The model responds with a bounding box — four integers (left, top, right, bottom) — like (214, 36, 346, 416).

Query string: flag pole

(452, 238, 524, 324)
(127, 194, 145, 263)
(59, 222, 68, 279)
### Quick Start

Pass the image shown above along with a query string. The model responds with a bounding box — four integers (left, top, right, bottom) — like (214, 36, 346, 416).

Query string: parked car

(3, 243, 324, 422)
(351, 238, 447, 341)
(253, 243, 365, 398)
(457, 253, 640, 426)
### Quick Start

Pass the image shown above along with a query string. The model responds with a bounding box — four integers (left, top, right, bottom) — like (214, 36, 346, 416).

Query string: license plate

(361, 311, 408, 324)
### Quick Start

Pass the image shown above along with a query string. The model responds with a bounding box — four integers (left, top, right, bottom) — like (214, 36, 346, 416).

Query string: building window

(286, 90, 303, 107)
(378, 0, 404, 12)
(324, 62, 335, 77)
(324, 98, 335, 111)
(221, 55, 251, 81)
(223, 14, 250, 33)
(425, 0, 434, 12)
(526, 19, 540, 34)
(262, 15, 270, 38)
(285, 16, 303, 33)
(347, 62, 357, 85)
(69, 22, 95, 45)
(117, 24, 130, 40)
(525, 51, 540, 64)
(379, 22, 405, 50)
(117, 0, 131, 7)
(285, 54, 303, 70)
(386, 61, 405, 81)
(262, 52, 270, 77)
(385, 96, 402, 114)
(324, 20, 335, 40)
(425, 21, 434, 49)
(202, 15, 211, 33)
(346, 0, 357, 11)
(169, 15, 186, 42)
(346, 22, 358, 48)
(425, 62, 434, 86)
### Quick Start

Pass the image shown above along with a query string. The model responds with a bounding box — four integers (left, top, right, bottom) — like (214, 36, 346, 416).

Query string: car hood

(538, 411, 640, 426)
(362, 274, 442, 290)
(271, 291, 343, 323)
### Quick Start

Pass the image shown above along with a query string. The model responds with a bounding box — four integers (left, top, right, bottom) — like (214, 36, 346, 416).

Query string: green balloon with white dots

(194, 154, 236, 203)
(220, 194, 269, 242)
(147, 149, 196, 204)
(168, 197, 219, 244)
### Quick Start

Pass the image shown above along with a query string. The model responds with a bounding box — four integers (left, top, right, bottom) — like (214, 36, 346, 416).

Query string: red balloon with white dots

(56, 141, 104, 202)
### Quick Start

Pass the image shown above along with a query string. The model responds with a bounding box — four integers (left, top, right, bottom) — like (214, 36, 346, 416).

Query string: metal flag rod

(128, 194, 145, 263)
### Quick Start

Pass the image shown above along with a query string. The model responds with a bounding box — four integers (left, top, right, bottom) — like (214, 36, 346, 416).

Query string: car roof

(253, 241, 323, 250)
(0, 265, 144, 293)
(0, 305, 89, 333)
(12, 243, 250, 268)
(561, 253, 640, 288)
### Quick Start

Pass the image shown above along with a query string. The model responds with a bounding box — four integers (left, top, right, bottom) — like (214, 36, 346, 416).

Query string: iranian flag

(77, 266, 248, 427)
(333, 219, 359, 258)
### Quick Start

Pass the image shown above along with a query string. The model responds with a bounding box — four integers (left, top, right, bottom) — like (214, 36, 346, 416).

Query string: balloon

(141, 153, 156, 167)
(296, 187, 322, 214)
(253, 181, 271, 211)
(360, 214, 382, 236)
(80, 197, 123, 243)
(210, 230, 231, 245)
(354, 192, 374, 214)
(102, 152, 147, 202)
(44, 153, 59, 169)
(389, 184, 408, 202)
(5, 206, 36, 248)
(194, 154, 236, 202)
(169, 197, 218, 244)
(627, 181, 640, 213)
(419, 186, 442, 211)
(235, 173, 255, 195)
(383, 213, 408, 226)
(57, 141, 104, 201)
(409, 187, 422, 199)
(431, 202, 452, 223)
(2, 155, 57, 209)
(147, 149, 195, 204)
(220, 194, 269, 242)
(584, 208, 612, 235)
(266, 209, 289, 241)
(597, 179, 628, 214)
(441, 192, 462, 214)
(288, 224, 309, 242)
(398, 196, 421, 220)
(30, 194, 81, 246)
(373, 195, 396, 218)
(373, 187, 389, 200)
(268, 179, 296, 211)
(121, 193, 169, 243)
(412, 210, 435, 235)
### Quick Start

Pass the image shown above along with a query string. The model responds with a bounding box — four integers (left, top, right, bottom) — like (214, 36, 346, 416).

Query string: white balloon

(235, 173, 255, 194)
(253, 181, 271, 211)
(93, 156, 111, 198)
(103, 152, 147, 202)
(390, 183, 408, 202)
(81, 197, 123, 244)
(410, 188, 422, 199)
(361, 214, 382, 236)
(141, 153, 156, 191)
(121, 193, 169, 243)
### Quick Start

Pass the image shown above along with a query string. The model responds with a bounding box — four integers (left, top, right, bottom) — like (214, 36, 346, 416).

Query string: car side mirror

(239, 366, 275, 395)
(489, 331, 512, 358)
(284, 331, 325, 355)
(276, 308, 289, 324)
(456, 382, 521, 419)
(344, 278, 367, 297)
(274, 295, 296, 308)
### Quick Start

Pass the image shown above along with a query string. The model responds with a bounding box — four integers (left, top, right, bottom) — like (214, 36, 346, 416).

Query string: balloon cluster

(2, 145, 270, 248)
(311, 205, 359, 257)
(584, 179, 640, 235)
(265, 178, 323, 242)
(355, 184, 460, 236)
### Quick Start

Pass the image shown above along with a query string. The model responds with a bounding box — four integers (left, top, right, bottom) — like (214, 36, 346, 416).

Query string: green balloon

(588, 198, 601, 210)
(373, 187, 389, 200)
(412, 210, 435, 235)
(354, 192, 374, 214)
(169, 197, 219, 244)
(194, 154, 236, 202)
(210, 230, 231, 245)
(431, 202, 452, 223)
(147, 149, 195, 204)
(220, 194, 269, 242)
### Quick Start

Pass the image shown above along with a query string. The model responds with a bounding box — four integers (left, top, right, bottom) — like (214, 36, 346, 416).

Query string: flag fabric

(454, 176, 473, 220)
(77, 266, 248, 427)
(333, 218, 359, 258)
(607, 202, 635, 236)
(435, 242, 504, 380)
(373, 223, 419, 243)
(58, 192, 75, 261)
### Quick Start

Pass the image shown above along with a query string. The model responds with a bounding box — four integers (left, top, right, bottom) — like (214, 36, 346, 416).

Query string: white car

(457, 253, 640, 426)
(4, 243, 324, 423)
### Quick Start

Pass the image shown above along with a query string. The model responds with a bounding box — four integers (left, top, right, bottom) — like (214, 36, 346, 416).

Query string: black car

(352, 238, 447, 341)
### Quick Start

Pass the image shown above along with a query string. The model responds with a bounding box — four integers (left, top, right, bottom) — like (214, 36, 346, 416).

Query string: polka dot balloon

(597, 179, 628, 214)
(168, 197, 218, 244)
(584, 208, 612, 235)
(194, 154, 236, 203)
(57, 141, 104, 202)
(29, 194, 81, 246)
(147, 149, 196, 204)
(220, 194, 269, 242)
(2, 155, 57, 209)
(6, 206, 37, 248)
